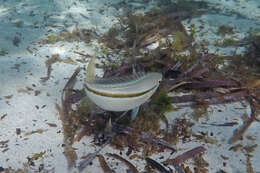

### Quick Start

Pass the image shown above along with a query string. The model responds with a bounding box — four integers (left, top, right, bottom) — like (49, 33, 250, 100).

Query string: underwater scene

(0, 0, 260, 172)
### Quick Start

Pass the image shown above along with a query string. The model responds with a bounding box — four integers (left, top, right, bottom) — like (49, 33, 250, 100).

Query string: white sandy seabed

(0, 0, 260, 172)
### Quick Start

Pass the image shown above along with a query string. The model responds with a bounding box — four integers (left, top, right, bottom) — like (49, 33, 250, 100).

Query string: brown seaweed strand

(112, 123, 176, 151)
(98, 155, 114, 173)
(163, 146, 206, 165)
(229, 118, 254, 144)
(62, 67, 81, 104)
(145, 157, 171, 173)
(107, 153, 139, 173)
(78, 140, 111, 172)
(229, 96, 257, 144)
(60, 67, 81, 168)
(182, 53, 211, 77)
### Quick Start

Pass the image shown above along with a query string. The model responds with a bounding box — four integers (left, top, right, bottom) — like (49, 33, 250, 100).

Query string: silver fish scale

(91, 72, 147, 87)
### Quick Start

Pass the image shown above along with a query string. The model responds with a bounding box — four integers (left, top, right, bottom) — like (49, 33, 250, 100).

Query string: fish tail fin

(86, 56, 96, 82)
(131, 106, 140, 120)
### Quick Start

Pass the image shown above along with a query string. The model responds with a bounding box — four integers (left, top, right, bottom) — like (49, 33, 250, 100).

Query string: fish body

(85, 57, 162, 112)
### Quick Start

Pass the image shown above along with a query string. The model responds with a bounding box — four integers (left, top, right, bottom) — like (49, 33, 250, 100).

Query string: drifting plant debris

(51, 3, 260, 172)
(171, 31, 191, 52)
(29, 152, 46, 161)
(229, 97, 258, 144)
(243, 144, 258, 153)
(163, 146, 206, 166)
(98, 155, 114, 173)
(193, 154, 209, 173)
(56, 67, 81, 168)
(41, 54, 77, 82)
(218, 25, 234, 36)
(145, 157, 171, 173)
(101, 6, 194, 54)
(244, 34, 260, 70)
(192, 104, 209, 121)
(24, 129, 48, 136)
(4, 95, 13, 99)
(247, 154, 254, 173)
(246, 135, 256, 141)
(229, 144, 243, 152)
(111, 123, 176, 152)
(193, 132, 219, 145)
(0, 140, 9, 149)
(106, 153, 138, 173)
(164, 118, 193, 145)
(42, 28, 98, 44)
(0, 113, 7, 120)
(0, 48, 8, 56)
(201, 121, 238, 127)
(242, 143, 258, 173)
(46, 122, 57, 128)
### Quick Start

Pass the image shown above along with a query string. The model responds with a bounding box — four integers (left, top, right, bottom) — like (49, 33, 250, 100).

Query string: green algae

(0, 48, 8, 56)
(222, 37, 237, 47)
(47, 34, 58, 44)
(171, 31, 191, 52)
(153, 89, 174, 115)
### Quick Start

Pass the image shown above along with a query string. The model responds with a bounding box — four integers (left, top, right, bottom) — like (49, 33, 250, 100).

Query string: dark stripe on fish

(92, 72, 147, 87)
(85, 84, 157, 98)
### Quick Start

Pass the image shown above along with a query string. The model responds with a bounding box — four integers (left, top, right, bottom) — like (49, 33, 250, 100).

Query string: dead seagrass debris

(76, 116, 176, 172)
(48, 2, 260, 172)
(41, 54, 77, 82)
(145, 157, 171, 173)
(0, 114, 7, 120)
(163, 146, 206, 166)
(112, 123, 176, 152)
(163, 118, 193, 145)
(106, 153, 139, 173)
(229, 97, 259, 144)
(193, 153, 209, 173)
(24, 129, 48, 136)
(64, 53, 256, 171)
(78, 141, 110, 172)
(201, 122, 238, 127)
(56, 67, 81, 168)
(229, 117, 254, 144)
(41, 28, 98, 44)
(98, 155, 114, 173)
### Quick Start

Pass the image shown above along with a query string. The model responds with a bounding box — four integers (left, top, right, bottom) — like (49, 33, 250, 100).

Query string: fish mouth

(85, 84, 158, 98)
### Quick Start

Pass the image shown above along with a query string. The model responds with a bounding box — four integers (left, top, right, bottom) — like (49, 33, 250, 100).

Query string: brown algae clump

(171, 31, 191, 52)
(44, 28, 96, 44)
(218, 25, 234, 36)
(164, 118, 193, 145)
(192, 104, 209, 121)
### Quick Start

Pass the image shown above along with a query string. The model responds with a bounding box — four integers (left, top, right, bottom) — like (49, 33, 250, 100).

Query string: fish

(85, 56, 162, 119)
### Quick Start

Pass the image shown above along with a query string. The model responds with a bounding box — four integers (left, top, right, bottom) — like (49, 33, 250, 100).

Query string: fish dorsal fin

(86, 56, 96, 82)
(93, 72, 147, 88)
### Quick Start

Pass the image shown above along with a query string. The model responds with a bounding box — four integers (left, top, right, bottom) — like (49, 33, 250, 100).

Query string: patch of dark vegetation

(42, 28, 98, 44)
(218, 25, 234, 36)
(244, 34, 260, 70)
(55, 3, 259, 172)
